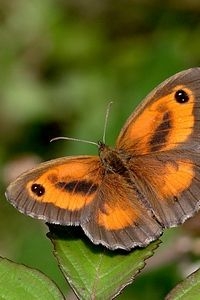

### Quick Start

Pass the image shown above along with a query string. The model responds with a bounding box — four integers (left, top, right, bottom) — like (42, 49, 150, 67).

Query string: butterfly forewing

(116, 68, 200, 155)
(6, 156, 103, 225)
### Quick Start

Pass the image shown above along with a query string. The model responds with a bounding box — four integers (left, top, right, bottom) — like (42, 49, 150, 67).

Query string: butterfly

(5, 68, 200, 250)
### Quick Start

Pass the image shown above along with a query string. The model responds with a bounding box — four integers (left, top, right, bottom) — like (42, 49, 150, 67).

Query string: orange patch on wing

(97, 202, 139, 230)
(26, 159, 101, 211)
(27, 180, 96, 210)
(53, 159, 100, 179)
(154, 159, 194, 199)
(117, 85, 195, 153)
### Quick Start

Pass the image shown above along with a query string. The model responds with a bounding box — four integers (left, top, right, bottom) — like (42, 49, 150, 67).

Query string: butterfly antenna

(102, 101, 113, 144)
(51, 101, 113, 147)
(50, 136, 98, 147)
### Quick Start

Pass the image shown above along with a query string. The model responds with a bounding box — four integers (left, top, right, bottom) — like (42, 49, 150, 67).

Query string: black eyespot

(31, 183, 45, 196)
(174, 89, 189, 103)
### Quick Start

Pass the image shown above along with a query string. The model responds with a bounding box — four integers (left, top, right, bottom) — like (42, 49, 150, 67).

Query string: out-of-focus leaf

(0, 257, 64, 300)
(166, 268, 200, 300)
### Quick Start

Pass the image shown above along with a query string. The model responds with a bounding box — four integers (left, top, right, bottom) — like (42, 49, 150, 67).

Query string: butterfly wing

(116, 68, 200, 228)
(82, 171, 162, 250)
(6, 155, 162, 250)
(117, 68, 200, 155)
(128, 152, 200, 227)
(6, 156, 103, 225)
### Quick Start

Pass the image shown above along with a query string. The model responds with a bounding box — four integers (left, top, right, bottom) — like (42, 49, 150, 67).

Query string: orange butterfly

(6, 68, 200, 250)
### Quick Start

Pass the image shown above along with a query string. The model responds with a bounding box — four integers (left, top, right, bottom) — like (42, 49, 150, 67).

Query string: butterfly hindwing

(128, 152, 200, 227)
(83, 172, 162, 250)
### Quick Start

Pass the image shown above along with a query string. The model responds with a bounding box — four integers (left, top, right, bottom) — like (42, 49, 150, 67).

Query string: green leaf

(48, 225, 160, 300)
(166, 268, 200, 300)
(0, 257, 64, 300)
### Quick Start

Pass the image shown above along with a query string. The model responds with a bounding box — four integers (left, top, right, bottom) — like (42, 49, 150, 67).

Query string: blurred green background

(1, 1, 200, 299)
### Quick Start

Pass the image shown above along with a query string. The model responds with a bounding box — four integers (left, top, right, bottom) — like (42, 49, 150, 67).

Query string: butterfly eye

(31, 183, 45, 196)
(174, 89, 189, 103)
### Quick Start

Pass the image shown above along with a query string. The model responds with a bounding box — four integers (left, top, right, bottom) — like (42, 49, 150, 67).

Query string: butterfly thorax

(98, 142, 130, 176)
